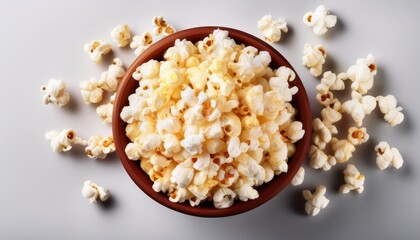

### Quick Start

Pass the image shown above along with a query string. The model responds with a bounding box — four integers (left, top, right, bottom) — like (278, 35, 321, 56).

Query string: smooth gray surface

(0, 0, 418, 239)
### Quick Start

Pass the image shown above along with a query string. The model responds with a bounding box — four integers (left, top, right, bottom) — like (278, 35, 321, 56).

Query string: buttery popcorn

(41, 78, 70, 107)
(303, 5, 337, 36)
(45, 129, 87, 152)
(377, 95, 404, 126)
(121, 29, 305, 208)
(110, 24, 131, 47)
(375, 141, 403, 170)
(339, 164, 365, 194)
(257, 15, 288, 43)
(302, 185, 329, 216)
(85, 136, 115, 159)
(84, 40, 112, 64)
(303, 44, 326, 77)
(98, 58, 125, 92)
(80, 77, 104, 104)
(81, 180, 110, 203)
(130, 32, 153, 56)
(153, 16, 176, 36)
(96, 93, 115, 124)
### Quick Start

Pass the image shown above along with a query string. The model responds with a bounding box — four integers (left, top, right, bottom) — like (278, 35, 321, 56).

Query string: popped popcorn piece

(312, 118, 337, 149)
(110, 24, 131, 47)
(339, 164, 365, 194)
(84, 40, 112, 64)
(41, 78, 70, 107)
(153, 16, 176, 36)
(96, 93, 115, 124)
(302, 185, 329, 216)
(257, 15, 288, 43)
(81, 180, 110, 203)
(316, 71, 346, 93)
(45, 129, 87, 152)
(309, 145, 336, 171)
(377, 95, 404, 126)
(213, 188, 236, 209)
(291, 167, 305, 186)
(98, 58, 125, 92)
(375, 141, 403, 170)
(347, 54, 377, 94)
(303, 44, 326, 77)
(321, 99, 342, 125)
(347, 127, 369, 146)
(85, 136, 115, 159)
(235, 183, 259, 202)
(341, 91, 377, 127)
(303, 5, 337, 36)
(330, 137, 356, 163)
(180, 133, 205, 155)
(80, 77, 104, 104)
(130, 32, 153, 56)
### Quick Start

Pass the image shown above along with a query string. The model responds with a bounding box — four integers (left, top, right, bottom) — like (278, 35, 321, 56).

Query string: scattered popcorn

(84, 40, 112, 64)
(121, 30, 304, 208)
(309, 145, 336, 171)
(45, 129, 87, 152)
(347, 54, 377, 94)
(375, 141, 403, 170)
(80, 77, 104, 104)
(316, 71, 346, 93)
(81, 180, 110, 203)
(339, 164, 365, 194)
(377, 95, 404, 126)
(303, 5, 337, 36)
(291, 167, 305, 186)
(302, 185, 329, 216)
(96, 93, 115, 124)
(98, 58, 125, 92)
(341, 91, 376, 127)
(153, 16, 176, 36)
(303, 44, 326, 77)
(330, 137, 355, 163)
(347, 127, 369, 146)
(85, 136, 115, 159)
(110, 24, 131, 47)
(130, 32, 153, 56)
(257, 15, 288, 43)
(320, 99, 342, 125)
(312, 118, 337, 149)
(41, 78, 70, 107)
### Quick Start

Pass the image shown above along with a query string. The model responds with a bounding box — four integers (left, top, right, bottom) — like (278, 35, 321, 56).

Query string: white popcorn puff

(235, 183, 259, 202)
(284, 121, 305, 143)
(130, 32, 153, 56)
(96, 93, 115, 124)
(303, 5, 337, 36)
(180, 133, 205, 155)
(316, 71, 346, 93)
(133, 60, 160, 81)
(45, 129, 87, 152)
(80, 77, 104, 104)
(302, 185, 330, 216)
(81, 180, 110, 203)
(110, 24, 131, 47)
(312, 118, 337, 149)
(342, 91, 377, 127)
(170, 159, 194, 188)
(257, 15, 288, 43)
(347, 54, 377, 94)
(41, 78, 70, 107)
(213, 188, 236, 209)
(330, 137, 356, 163)
(339, 164, 365, 194)
(377, 95, 404, 127)
(98, 58, 125, 92)
(291, 167, 305, 186)
(84, 40, 112, 64)
(153, 16, 176, 36)
(309, 145, 336, 171)
(347, 127, 369, 146)
(320, 99, 342, 125)
(85, 136, 115, 160)
(302, 44, 326, 77)
(375, 141, 403, 170)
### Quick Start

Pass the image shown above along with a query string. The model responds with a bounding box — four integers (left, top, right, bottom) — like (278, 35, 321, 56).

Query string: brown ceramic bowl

(112, 26, 311, 217)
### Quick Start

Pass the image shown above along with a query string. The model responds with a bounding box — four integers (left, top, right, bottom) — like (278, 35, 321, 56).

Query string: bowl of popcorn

(112, 26, 311, 217)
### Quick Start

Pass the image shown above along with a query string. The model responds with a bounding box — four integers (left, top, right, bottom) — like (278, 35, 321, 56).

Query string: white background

(1, 0, 419, 239)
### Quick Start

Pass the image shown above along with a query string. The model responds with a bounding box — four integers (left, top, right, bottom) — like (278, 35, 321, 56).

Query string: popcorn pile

(120, 29, 305, 208)
(299, 5, 405, 217)
(42, 16, 177, 204)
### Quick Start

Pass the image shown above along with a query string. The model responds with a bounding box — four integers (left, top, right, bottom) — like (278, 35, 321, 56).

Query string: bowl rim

(112, 26, 311, 217)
